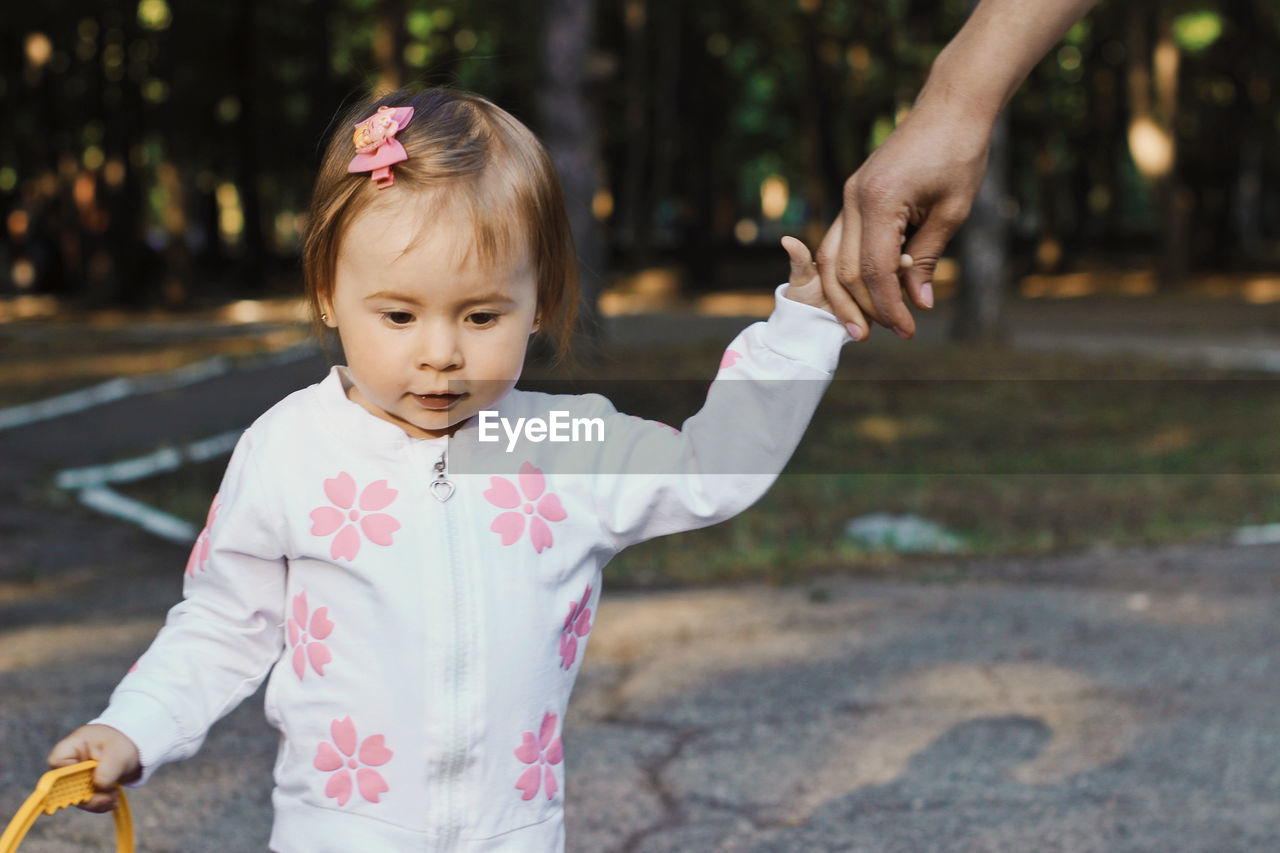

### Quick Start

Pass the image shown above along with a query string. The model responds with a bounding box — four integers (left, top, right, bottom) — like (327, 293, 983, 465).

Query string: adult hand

(821, 101, 992, 339)
(820, 0, 1097, 339)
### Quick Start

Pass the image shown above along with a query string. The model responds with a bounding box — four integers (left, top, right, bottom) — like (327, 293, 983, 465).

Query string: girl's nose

(417, 324, 462, 371)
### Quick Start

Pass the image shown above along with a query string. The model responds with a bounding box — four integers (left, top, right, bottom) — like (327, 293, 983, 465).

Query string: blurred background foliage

(2, 0, 1278, 335)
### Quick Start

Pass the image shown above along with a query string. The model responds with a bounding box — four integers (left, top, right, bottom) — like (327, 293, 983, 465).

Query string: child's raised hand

(784, 235, 868, 339)
(786, 226, 916, 341)
(47, 724, 142, 813)
(781, 235, 828, 312)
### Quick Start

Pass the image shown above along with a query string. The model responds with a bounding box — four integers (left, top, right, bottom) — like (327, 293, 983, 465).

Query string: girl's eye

(382, 311, 414, 326)
(468, 312, 498, 327)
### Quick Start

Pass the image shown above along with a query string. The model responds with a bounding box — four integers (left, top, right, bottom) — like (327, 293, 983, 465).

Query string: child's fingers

(781, 235, 816, 287)
(46, 740, 83, 769)
(47, 730, 128, 812)
(78, 790, 121, 814)
(47, 731, 97, 769)
(91, 746, 136, 791)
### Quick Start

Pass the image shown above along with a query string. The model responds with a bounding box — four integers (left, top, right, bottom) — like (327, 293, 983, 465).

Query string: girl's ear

(319, 298, 338, 327)
(530, 316, 541, 335)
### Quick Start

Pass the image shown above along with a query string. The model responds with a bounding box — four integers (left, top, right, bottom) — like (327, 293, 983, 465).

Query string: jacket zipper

(436, 448, 468, 846)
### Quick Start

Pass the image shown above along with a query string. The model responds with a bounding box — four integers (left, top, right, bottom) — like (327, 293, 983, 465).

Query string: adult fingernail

(921, 283, 934, 309)
(845, 323, 864, 341)
(892, 325, 910, 340)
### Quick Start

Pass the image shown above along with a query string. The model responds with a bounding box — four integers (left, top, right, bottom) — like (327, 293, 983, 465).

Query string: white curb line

(78, 485, 200, 545)
(1232, 523, 1280, 546)
(58, 429, 244, 545)
(23, 341, 322, 543)
(0, 341, 319, 432)
(56, 429, 243, 490)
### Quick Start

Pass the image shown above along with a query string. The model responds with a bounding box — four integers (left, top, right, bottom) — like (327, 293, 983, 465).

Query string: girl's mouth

(414, 392, 465, 411)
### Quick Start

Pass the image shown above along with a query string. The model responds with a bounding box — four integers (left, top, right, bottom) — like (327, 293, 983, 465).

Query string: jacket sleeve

(91, 430, 286, 784)
(593, 284, 850, 551)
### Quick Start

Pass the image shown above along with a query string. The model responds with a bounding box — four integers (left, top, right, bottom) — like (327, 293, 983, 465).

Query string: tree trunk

(1233, 133, 1264, 265)
(952, 0, 1010, 342)
(953, 108, 1010, 342)
(1126, 1, 1187, 289)
(309, 0, 339, 160)
(799, 1, 842, 243)
(617, 0, 650, 265)
(103, 1, 148, 306)
(538, 0, 604, 345)
(374, 0, 409, 92)
(648, 0, 681, 253)
(233, 0, 265, 293)
(1152, 18, 1188, 289)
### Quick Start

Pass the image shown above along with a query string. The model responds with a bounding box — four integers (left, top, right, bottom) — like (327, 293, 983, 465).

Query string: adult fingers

(817, 218, 868, 341)
(901, 207, 965, 311)
(852, 178, 916, 338)
(833, 180, 884, 329)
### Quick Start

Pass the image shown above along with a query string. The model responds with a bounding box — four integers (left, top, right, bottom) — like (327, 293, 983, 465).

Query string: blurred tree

(374, 0, 410, 91)
(954, 0, 1011, 342)
(1125, 0, 1188, 289)
(616, 0, 649, 266)
(231, 0, 266, 294)
(2, 0, 1279, 328)
(537, 0, 603, 340)
(954, 109, 1011, 341)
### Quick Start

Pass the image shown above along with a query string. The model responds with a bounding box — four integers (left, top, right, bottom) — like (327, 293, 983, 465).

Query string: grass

(111, 336, 1280, 588)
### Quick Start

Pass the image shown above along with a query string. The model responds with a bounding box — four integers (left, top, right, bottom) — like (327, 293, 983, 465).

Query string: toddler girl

(49, 87, 861, 851)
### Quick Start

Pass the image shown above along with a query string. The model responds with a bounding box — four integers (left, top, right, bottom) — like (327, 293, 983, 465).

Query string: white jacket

(93, 286, 850, 851)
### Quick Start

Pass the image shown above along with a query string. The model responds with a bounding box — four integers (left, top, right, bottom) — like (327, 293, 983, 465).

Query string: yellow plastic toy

(0, 760, 134, 853)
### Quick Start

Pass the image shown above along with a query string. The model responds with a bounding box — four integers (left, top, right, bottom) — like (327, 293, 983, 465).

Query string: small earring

(320, 313, 329, 323)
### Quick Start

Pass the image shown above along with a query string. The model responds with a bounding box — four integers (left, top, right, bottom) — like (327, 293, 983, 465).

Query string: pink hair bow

(347, 105, 415, 189)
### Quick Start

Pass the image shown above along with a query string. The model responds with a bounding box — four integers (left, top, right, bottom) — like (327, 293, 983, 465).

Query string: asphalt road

(3, 332, 1280, 852)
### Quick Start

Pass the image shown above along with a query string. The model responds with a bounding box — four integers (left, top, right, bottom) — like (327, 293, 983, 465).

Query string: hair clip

(347, 105, 415, 189)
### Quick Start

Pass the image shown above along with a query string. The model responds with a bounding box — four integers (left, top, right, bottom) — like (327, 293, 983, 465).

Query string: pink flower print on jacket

(309, 473, 401, 561)
(184, 495, 220, 577)
(484, 461, 567, 553)
(288, 591, 334, 680)
(559, 584, 593, 669)
(719, 349, 743, 370)
(313, 717, 393, 806)
(514, 712, 564, 801)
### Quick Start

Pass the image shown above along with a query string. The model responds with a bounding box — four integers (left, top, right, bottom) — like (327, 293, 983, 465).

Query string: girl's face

(322, 197, 540, 439)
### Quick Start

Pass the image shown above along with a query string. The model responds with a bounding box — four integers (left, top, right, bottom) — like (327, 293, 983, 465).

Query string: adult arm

(824, 0, 1098, 337)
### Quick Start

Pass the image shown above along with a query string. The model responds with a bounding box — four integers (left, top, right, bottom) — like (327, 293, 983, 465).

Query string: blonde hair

(303, 87, 578, 358)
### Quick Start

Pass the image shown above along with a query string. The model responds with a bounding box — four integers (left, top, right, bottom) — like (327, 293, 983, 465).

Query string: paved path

(3, 302, 1280, 851)
(5, 533, 1280, 851)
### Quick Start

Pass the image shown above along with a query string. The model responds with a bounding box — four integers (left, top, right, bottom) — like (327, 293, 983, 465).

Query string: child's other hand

(47, 724, 142, 812)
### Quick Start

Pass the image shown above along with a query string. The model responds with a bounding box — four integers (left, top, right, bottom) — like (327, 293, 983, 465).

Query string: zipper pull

(430, 451, 455, 502)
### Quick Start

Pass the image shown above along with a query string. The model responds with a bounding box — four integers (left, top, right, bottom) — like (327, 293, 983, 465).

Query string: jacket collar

(314, 365, 450, 453)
